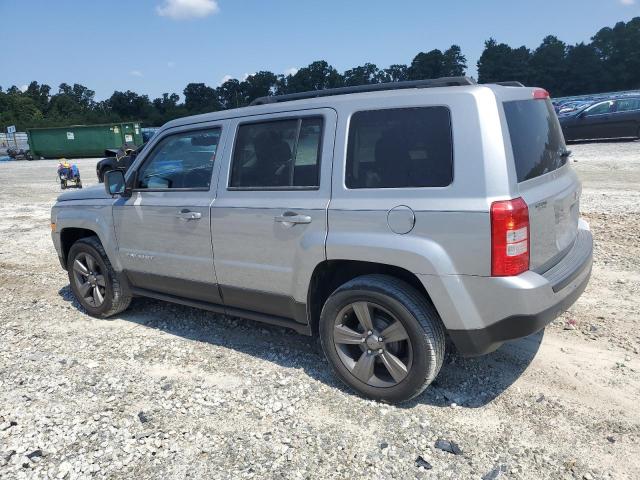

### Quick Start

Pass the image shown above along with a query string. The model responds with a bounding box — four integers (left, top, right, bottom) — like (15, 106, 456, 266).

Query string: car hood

(57, 184, 110, 202)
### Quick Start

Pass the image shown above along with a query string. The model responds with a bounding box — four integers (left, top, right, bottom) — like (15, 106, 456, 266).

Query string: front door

(611, 98, 640, 137)
(575, 100, 615, 139)
(113, 125, 226, 303)
(212, 109, 336, 323)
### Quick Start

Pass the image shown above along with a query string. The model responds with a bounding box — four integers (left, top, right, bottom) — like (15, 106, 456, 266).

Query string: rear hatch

(503, 95, 580, 270)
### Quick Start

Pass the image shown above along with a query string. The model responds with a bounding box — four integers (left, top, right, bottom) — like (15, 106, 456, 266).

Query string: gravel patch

(1, 142, 639, 479)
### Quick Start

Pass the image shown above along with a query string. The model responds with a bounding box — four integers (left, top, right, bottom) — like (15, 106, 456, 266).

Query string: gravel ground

(1, 141, 639, 479)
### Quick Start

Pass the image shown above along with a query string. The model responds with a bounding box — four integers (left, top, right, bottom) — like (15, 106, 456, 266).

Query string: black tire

(67, 236, 132, 318)
(98, 168, 106, 183)
(319, 274, 445, 403)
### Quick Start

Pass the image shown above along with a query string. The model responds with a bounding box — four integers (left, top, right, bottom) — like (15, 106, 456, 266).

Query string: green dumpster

(27, 122, 144, 158)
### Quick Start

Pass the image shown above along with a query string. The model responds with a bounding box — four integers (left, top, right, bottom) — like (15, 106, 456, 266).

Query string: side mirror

(104, 169, 129, 197)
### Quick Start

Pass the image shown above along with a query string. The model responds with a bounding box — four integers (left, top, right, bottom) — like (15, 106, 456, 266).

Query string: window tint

(585, 101, 613, 116)
(230, 117, 322, 188)
(616, 98, 640, 112)
(136, 129, 220, 190)
(346, 107, 453, 189)
(504, 99, 566, 182)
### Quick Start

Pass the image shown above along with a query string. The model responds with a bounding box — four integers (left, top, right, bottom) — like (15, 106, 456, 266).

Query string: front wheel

(319, 274, 445, 403)
(67, 237, 132, 318)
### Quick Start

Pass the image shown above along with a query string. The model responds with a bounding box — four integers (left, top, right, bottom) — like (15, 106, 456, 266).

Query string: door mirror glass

(104, 169, 126, 196)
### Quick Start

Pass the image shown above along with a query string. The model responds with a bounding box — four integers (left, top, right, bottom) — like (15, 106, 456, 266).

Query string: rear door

(212, 109, 336, 323)
(503, 97, 580, 270)
(113, 124, 226, 303)
(612, 98, 640, 137)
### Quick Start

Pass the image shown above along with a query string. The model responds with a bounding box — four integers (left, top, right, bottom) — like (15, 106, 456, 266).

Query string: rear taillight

(491, 197, 530, 276)
(533, 88, 550, 100)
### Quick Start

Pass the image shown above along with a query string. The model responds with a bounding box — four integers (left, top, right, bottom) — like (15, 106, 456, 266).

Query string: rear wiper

(560, 150, 572, 158)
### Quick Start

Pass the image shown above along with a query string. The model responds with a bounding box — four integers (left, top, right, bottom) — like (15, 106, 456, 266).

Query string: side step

(130, 287, 312, 335)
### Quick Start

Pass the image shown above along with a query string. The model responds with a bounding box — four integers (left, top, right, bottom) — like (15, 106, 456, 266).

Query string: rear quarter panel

(326, 86, 510, 277)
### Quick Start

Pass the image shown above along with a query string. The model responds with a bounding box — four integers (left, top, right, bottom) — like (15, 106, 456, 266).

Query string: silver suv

(51, 77, 593, 403)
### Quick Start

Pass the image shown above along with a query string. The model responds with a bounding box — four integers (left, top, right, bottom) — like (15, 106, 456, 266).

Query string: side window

(616, 98, 640, 112)
(230, 117, 322, 189)
(346, 107, 453, 189)
(136, 128, 221, 190)
(585, 101, 613, 116)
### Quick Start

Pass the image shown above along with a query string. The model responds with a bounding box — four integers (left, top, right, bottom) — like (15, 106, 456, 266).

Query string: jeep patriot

(50, 77, 593, 403)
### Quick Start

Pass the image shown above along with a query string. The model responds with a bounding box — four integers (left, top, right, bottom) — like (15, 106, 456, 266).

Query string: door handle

(274, 212, 312, 225)
(177, 209, 202, 220)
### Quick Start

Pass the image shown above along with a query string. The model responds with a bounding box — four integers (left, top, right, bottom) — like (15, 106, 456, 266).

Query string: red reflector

(533, 88, 550, 100)
(491, 197, 530, 276)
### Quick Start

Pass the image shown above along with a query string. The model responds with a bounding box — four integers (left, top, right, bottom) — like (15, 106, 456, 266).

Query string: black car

(559, 97, 640, 141)
(96, 143, 146, 182)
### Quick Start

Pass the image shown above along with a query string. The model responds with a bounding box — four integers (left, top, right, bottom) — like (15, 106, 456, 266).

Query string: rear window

(346, 107, 453, 189)
(504, 99, 567, 182)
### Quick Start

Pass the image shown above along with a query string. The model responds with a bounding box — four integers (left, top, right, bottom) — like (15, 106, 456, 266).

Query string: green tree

(183, 83, 221, 114)
(529, 36, 567, 95)
(382, 64, 409, 82)
(281, 60, 343, 93)
(442, 45, 467, 76)
(477, 39, 531, 84)
(562, 43, 606, 95)
(592, 18, 640, 90)
(0, 91, 43, 131)
(241, 71, 278, 104)
(151, 93, 184, 124)
(409, 49, 445, 80)
(408, 45, 466, 80)
(24, 81, 51, 111)
(343, 63, 383, 86)
(107, 90, 152, 120)
(217, 79, 243, 109)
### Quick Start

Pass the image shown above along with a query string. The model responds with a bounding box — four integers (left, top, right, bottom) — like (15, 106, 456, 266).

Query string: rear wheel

(319, 274, 445, 403)
(67, 237, 131, 318)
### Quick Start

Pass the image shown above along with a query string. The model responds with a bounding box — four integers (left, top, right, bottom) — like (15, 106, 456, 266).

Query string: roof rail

(494, 81, 526, 87)
(249, 76, 477, 106)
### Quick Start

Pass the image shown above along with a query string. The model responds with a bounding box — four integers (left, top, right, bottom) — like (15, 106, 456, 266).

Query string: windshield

(504, 98, 567, 182)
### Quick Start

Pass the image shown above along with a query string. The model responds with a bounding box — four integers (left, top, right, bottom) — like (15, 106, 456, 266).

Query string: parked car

(50, 78, 592, 403)
(559, 97, 640, 140)
(96, 143, 146, 182)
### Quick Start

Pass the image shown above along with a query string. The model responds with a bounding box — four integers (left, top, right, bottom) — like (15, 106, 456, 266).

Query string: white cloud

(156, 0, 219, 20)
(130, 70, 143, 77)
(220, 74, 233, 84)
(242, 72, 254, 81)
(284, 67, 298, 76)
(19, 84, 28, 92)
(167, 61, 176, 68)
(620, 0, 635, 5)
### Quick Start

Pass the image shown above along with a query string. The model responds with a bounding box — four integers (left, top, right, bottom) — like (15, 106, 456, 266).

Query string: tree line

(1, 17, 638, 132)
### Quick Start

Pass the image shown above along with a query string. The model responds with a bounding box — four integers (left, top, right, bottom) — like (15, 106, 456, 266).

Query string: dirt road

(1, 141, 638, 479)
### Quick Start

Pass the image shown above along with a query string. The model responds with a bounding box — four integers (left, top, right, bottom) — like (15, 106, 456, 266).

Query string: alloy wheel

(72, 252, 106, 308)
(333, 301, 413, 388)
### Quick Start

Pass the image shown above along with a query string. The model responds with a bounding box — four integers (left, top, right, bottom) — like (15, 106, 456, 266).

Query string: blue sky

(1, 0, 638, 100)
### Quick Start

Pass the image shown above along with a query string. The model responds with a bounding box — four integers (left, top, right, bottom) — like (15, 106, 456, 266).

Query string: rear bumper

(421, 220, 593, 356)
(447, 261, 591, 355)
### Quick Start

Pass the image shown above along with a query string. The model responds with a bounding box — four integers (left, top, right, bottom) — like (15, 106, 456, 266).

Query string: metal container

(27, 122, 143, 158)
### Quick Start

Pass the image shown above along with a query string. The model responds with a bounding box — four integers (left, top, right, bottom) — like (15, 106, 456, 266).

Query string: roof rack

(494, 81, 526, 87)
(249, 76, 477, 106)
